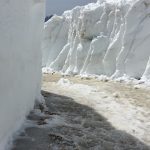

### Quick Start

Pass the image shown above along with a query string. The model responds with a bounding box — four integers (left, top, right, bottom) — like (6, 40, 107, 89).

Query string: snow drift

(42, 0, 150, 80)
(0, 0, 45, 149)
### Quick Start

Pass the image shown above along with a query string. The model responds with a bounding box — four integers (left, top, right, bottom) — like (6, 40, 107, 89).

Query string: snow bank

(0, 0, 45, 149)
(42, 0, 150, 81)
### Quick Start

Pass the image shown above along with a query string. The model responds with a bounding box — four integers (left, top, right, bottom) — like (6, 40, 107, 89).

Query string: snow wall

(0, 0, 45, 149)
(42, 0, 150, 80)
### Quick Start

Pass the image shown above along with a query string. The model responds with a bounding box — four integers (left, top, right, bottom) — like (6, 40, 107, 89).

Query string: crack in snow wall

(42, 0, 150, 80)
(0, 0, 45, 149)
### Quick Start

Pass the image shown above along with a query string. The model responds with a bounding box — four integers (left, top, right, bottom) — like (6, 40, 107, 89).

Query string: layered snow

(42, 0, 150, 80)
(0, 0, 45, 149)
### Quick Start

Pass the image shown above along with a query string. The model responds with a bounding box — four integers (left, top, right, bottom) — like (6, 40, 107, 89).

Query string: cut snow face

(0, 0, 45, 149)
(42, 0, 150, 81)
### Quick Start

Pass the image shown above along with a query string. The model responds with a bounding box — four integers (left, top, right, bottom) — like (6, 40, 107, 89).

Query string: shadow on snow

(12, 90, 150, 150)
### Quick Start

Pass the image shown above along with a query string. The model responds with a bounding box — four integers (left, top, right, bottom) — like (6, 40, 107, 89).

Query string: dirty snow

(12, 74, 150, 149)
(42, 74, 150, 147)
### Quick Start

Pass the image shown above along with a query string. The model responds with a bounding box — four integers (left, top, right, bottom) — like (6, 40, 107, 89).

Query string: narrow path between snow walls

(42, 0, 150, 81)
(11, 73, 150, 149)
(0, 0, 45, 149)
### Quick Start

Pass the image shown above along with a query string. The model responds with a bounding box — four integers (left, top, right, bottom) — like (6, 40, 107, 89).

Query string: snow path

(12, 73, 150, 150)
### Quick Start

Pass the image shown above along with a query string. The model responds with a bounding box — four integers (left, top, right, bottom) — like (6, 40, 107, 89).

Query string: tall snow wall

(0, 0, 45, 149)
(42, 0, 150, 80)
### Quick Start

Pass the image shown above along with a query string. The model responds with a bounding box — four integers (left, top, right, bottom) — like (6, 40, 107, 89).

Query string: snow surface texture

(0, 0, 45, 149)
(42, 0, 150, 80)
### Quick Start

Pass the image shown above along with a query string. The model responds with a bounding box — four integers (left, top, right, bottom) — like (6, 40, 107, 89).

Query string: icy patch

(44, 116, 67, 128)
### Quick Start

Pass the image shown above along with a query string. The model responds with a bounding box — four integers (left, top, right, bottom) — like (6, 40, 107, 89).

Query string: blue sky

(46, 0, 97, 16)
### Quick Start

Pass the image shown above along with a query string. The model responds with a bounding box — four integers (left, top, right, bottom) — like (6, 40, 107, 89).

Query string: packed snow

(41, 74, 150, 149)
(0, 0, 45, 149)
(42, 0, 150, 81)
(12, 74, 150, 149)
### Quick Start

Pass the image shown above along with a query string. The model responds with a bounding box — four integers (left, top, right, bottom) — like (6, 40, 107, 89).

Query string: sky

(46, 0, 97, 16)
